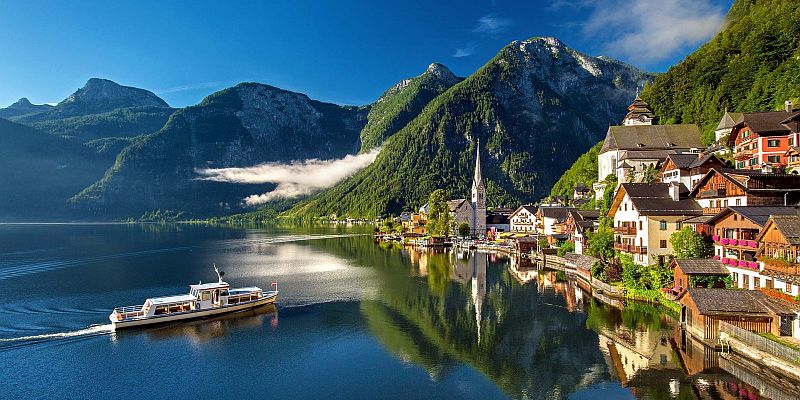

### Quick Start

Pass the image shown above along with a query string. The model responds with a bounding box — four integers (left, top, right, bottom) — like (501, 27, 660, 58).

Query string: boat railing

(113, 305, 147, 320)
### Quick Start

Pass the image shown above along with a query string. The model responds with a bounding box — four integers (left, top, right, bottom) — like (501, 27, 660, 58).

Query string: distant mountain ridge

(0, 98, 53, 119)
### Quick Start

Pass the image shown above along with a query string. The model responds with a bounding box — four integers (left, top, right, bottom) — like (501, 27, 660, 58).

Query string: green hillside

(286, 37, 651, 219)
(549, 141, 601, 198)
(642, 0, 800, 145)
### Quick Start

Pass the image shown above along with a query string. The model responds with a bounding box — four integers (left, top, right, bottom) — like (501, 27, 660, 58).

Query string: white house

(509, 205, 538, 233)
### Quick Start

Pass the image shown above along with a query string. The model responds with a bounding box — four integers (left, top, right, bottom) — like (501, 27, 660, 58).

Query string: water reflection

(346, 242, 779, 399)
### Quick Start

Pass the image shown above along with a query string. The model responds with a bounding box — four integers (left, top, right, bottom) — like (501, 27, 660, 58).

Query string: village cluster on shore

(376, 96, 800, 382)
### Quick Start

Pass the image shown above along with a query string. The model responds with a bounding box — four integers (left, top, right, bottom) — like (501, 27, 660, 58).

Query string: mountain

(642, 0, 800, 145)
(0, 119, 108, 220)
(0, 98, 53, 119)
(287, 37, 653, 219)
(10, 78, 175, 142)
(70, 83, 369, 218)
(359, 63, 462, 152)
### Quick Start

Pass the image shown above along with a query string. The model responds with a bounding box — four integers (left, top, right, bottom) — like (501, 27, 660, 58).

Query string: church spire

(473, 139, 484, 189)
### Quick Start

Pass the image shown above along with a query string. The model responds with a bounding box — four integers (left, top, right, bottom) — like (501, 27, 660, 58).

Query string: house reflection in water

(599, 324, 678, 385)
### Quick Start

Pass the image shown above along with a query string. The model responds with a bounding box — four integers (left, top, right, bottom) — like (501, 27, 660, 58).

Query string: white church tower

(471, 141, 487, 236)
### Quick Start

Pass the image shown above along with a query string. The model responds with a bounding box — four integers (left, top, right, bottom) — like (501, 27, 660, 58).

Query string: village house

(728, 101, 799, 171)
(714, 111, 743, 147)
(509, 205, 538, 233)
(786, 146, 800, 175)
(564, 209, 600, 255)
(756, 215, 800, 296)
(659, 152, 725, 192)
(688, 168, 800, 214)
(401, 212, 427, 234)
(597, 97, 702, 184)
(537, 206, 575, 236)
(679, 287, 798, 340)
(707, 206, 799, 290)
(486, 207, 512, 234)
(608, 183, 702, 266)
(670, 259, 729, 294)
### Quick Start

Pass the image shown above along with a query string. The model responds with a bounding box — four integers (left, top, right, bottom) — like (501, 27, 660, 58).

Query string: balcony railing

(761, 260, 800, 277)
(614, 226, 637, 235)
(703, 207, 722, 215)
(714, 237, 759, 249)
(734, 149, 753, 160)
(699, 188, 726, 198)
(614, 243, 647, 254)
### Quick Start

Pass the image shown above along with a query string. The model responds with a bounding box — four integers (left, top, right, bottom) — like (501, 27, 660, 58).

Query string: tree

(537, 237, 550, 251)
(669, 227, 712, 259)
(557, 241, 575, 257)
(427, 189, 451, 237)
(585, 226, 615, 261)
(458, 222, 471, 238)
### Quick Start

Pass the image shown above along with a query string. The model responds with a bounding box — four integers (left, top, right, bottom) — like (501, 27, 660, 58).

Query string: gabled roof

(706, 206, 800, 228)
(538, 206, 575, 221)
(689, 168, 800, 198)
(609, 183, 702, 218)
(600, 124, 702, 153)
(671, 259, 728, 275)
(575, 210, 600, 220)
(728, 111, 800, 146)
(757, 215, 800, 245)
(786, 146, 800, 156)
(510, 205, 538, 218)
(447, 199, 469, 212)
(682, 288, 795, 317)
(715, 111, 743, 131)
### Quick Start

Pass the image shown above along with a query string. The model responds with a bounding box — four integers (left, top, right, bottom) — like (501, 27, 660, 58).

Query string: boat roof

(148, 294, 196, 305)
(229, 286, 262, 293)
(189, 282, 230, 290)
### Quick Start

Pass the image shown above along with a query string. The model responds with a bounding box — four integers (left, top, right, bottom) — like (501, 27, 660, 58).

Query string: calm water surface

(0, 224, 776, 399)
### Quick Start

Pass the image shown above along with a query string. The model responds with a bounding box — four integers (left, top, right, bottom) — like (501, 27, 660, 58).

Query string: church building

(448, 142, 488, 236)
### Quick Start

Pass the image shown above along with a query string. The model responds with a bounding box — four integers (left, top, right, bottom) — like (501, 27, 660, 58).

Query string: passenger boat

(109, 266, 278, 330)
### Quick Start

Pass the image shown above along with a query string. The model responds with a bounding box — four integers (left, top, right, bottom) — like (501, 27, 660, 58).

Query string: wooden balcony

(614, 226, 637, 235)
(761, 261, 800, 278)
(734, 149, 753, 160)
(699, 188, 726, 198)
(614, 243, 647, 254)
(703, 207, 722, 215)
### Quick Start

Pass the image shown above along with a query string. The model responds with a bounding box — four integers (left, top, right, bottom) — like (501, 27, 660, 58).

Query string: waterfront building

(729, 102, 799, 171)
(509, 205, 538, 233)
(597, 96, 702, 183)
(688, 168, 800, 214)
(564, 209, 600, 255)
(608, 183, 702, 266)
(537, 206, 575, 236)
(659, 152, 724, 192)
(679, 287, 797, 340)
(486, 207, 512, 233)
(756, 215, 800, 296)
(670, 259, 729, 294)
(707, 206, 799, 290)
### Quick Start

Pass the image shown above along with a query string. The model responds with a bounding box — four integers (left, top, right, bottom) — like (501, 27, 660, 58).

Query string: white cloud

(195, 149, 381, 206)
(453, 42, 477, 58)
(472, 14, 512, 35)
(580, 0, 726, 65)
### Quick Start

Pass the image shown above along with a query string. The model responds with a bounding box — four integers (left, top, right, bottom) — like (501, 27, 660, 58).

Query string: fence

(720, 321, 800, 365)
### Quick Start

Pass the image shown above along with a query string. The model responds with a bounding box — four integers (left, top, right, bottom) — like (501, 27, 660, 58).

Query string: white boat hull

(111, 292, 277, 330)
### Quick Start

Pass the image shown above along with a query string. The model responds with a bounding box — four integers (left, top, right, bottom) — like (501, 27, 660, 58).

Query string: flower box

(747, 261, 759, 270)
(732, 239, 740, 246)
(721, 257, 729, 265)
(713, 255, 720, 260)
(748, 240, 758, 248)
(712, 235, 720, 242)
(721, 238, 730, 245)
(738, 260, 746, 267)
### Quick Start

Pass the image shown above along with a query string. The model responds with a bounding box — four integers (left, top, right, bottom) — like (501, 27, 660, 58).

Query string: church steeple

(472, 140, 485, 207)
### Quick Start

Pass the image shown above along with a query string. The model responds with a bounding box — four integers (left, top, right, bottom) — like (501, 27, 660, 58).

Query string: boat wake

(0, 324, 113, 351)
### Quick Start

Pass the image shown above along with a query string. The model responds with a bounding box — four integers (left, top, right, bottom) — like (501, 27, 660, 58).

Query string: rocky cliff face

(71, 83, 368, 217)
(288, 37, 654, 218)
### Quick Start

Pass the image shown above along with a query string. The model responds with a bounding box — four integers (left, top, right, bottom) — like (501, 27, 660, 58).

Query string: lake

(0, 224, 778, 399)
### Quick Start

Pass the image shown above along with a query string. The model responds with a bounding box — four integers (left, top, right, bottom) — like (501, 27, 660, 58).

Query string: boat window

(220, 289, 229, 296)
(155, 305, 168, 315)
(200, 291, 211, 301)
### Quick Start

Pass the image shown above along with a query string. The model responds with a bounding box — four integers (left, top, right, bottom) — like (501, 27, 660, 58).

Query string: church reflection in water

(364, 245, 785, 399)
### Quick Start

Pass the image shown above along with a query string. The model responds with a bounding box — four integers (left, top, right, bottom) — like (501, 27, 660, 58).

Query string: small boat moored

(109, 266, 278, 330)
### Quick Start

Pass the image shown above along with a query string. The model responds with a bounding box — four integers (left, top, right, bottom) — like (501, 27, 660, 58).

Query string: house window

(768, 155, 781, 163)
(659, 221, 667, 230)
(660, 240, 667, 249)
(768, 139, 780, 148)
(735, 198, 741, 206)
(750, 158, 757, 166)
(753, 141, 758, 149)
(733, 214, 738, 221)
(675, 222, 681, 230)
(639, 220, 642, 230)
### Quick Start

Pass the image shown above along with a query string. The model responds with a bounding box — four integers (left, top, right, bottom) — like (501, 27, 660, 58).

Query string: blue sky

(0, 0, 733, 108)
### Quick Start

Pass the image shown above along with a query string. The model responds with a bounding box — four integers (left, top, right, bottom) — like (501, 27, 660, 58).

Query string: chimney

(786, 100, 793, 113)
(668, 182, 680, 201)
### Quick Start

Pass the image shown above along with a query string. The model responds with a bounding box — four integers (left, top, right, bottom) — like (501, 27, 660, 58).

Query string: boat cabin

(189, 282, 231, 309)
